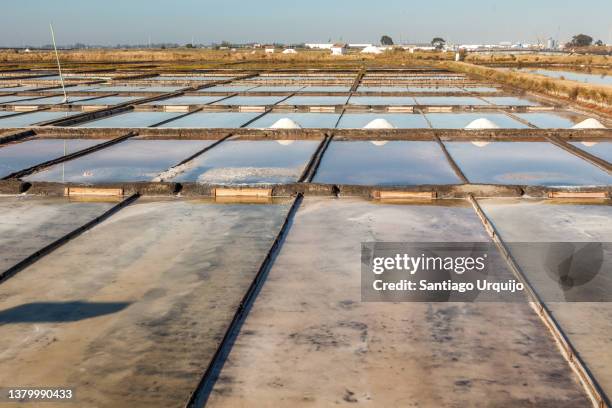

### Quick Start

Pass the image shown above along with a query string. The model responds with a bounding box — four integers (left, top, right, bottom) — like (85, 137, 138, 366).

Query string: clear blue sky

(2, 0, 611, 46)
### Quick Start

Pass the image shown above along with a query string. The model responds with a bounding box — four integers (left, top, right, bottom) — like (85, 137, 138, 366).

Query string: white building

(331, 44, 346, 55)
(265, 47, 275, 54)
(305, 43, 334, 49)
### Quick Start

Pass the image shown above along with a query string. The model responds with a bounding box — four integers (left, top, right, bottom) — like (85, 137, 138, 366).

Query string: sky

(1, 0, 611, 47)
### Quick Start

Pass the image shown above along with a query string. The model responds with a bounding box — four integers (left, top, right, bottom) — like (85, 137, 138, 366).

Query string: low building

(305, 43, 333, 49)
(407, 46, 437, 53)
(331, 43, 346, 56)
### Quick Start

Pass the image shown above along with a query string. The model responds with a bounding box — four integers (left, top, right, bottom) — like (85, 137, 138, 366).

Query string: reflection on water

(0, 111, 78, 127)
(514, 113, 585, 128)
(280, 96, 349, 106)
(300, 86, 352, 92)
(77, 112, 183, 128)
(10, 96, 93, 105)
(204, 85, 259, 92)
(70, 96, 140, 105)
(569, 141, 612, 163)
(248, 86, 305, 92)
(426, 113, 526, 129)
(248, 113, 340, 129)
(168, 140, 319, 184)
(151, 76, 235, 81)
(314, 141, 462, 185)
(356, 86, 409, 92)
(0, 139, 105, 178)
(482, 96, 540, 106)
(214, 96, 285, 106)
(25, 140, 213, 183)
(408, 86, 465, 92)
(349, 96, 415, 105)
(445, 142, 612, 186)
(414, 96, 489, 105)
(338, 113, 428, 129)
(159, 112, 259, 128)
(521, 69, 612, 86)
(461, 87, 499, 93)
(144, 95, 224, 105)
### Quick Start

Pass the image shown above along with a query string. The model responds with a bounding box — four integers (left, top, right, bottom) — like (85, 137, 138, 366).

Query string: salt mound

(471, 141, 490, 147)
(276, 140, 296, 146)
(370, 141, 389, 146)
(362, 46, 382, 54)
(269, 118, 302, 129)
(282, 49, 297, 54)
(363, 118, 395, 129)
(572, 118, 606, 129)
(581, 141, 599, 147)
(465, 118, 500, 130)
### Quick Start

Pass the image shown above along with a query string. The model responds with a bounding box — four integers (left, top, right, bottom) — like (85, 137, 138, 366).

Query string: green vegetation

(569, 34, 593, 47)
(380, 35, 394, 46)
(431, 37, 446, 49)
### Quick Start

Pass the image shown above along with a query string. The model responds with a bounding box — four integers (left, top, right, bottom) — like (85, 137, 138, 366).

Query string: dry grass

(0, 48, 455, 70)
(465, 52, 611, 69)
(443, 61, 612, 114)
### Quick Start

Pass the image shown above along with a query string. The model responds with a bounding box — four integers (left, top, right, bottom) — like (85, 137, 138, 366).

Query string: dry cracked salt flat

(481, 199, 612, 399)
(206, 197, 590, 408)
(0, 198, 291, 408)
(0, 196, 119, 273)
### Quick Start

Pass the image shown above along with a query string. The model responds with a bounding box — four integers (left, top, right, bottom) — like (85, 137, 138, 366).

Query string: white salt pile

(364, 119, 393, 146)
(269, 118, 302, 129)
(471, 141, 491, 147)
(363, 118, 395, 129)
(361, 46, 382, 54)
(572, 118, 606, 129)
(370, 141, 389, 146)
(465, 118, 500, 129)
(282, 49, 297, 54)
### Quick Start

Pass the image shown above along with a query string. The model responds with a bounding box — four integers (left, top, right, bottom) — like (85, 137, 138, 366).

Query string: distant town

(3, 33, 611, 55)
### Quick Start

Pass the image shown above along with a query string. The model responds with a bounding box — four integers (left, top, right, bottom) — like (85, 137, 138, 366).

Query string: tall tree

(380, 35, 394, 46)
(570, 34, 593, 47)
(431, 37, 446, 49)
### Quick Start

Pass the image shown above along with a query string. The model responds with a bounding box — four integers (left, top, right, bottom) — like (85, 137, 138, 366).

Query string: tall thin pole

(62, 140, 66, 183)
(50, 23, 68, 103)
